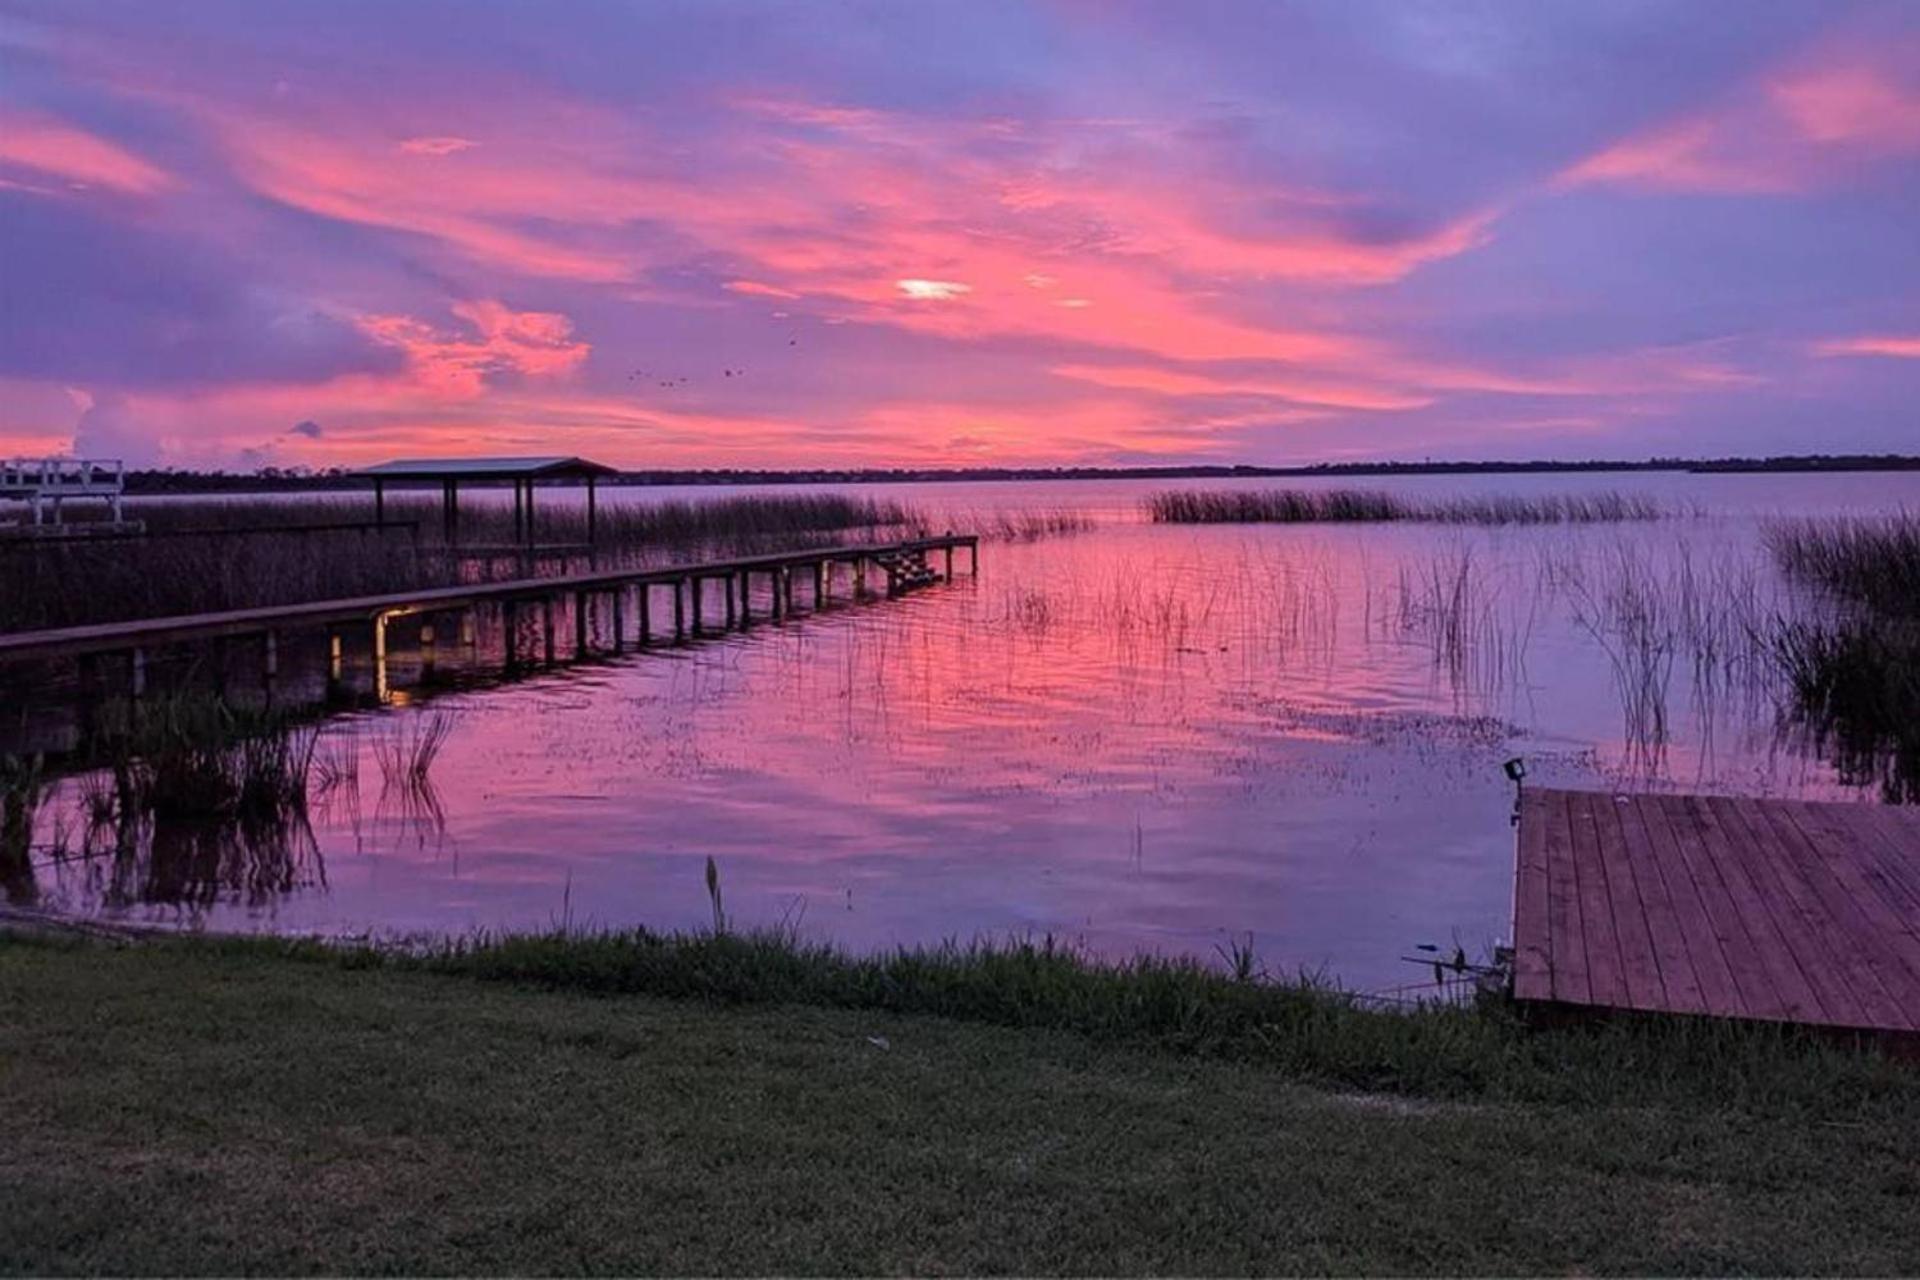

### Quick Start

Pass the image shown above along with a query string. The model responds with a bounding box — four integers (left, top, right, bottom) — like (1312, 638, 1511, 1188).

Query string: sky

(0, 1, 1915, 470)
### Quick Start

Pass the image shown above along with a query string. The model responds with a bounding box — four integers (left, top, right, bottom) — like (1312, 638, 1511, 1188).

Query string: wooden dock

(1513, 788, 1920, 1038)
(0, 534, 977, 684)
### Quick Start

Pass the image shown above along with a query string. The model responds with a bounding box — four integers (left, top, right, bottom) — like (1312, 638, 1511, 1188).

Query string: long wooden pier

(0, 535, 977, 690)
(1513, 788, 1920, 1040)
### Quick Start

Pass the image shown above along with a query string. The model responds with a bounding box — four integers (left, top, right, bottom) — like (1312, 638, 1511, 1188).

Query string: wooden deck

(1514, 788, 1920, 1037)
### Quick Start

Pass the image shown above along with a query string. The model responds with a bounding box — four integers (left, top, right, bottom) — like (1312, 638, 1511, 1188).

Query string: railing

(1, 458, 128, 527)
(1, 457, 126, 495)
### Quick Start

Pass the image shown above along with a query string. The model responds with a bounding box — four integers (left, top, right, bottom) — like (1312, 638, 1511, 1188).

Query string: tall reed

(1146, 488, 1666, 526)
(1766, 514, 1920, 616)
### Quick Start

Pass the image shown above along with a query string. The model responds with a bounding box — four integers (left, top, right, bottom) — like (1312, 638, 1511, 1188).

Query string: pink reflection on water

(25, 475, 1920, 992)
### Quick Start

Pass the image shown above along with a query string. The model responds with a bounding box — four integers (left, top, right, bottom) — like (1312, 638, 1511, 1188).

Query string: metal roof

(356, 456, 619, 480)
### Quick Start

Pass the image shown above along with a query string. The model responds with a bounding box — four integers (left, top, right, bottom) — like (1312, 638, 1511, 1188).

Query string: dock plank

(1589, 793, 1668, 1012)
(1632, 795, 1743, 1017)
(1512, 789, 1554, 1002)
(1674, 794, 1827, 1025)
(1540, 789, 1591, 1006)
(1566, 790, 1630, 1010)
(1612, 794, 1708, 1015)
(1765, 799, 1919, 1030)
(1716, 797, 1880, 1031)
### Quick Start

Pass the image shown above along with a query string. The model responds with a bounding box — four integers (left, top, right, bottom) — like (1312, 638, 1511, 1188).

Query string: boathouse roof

(355, 456, 620, 481)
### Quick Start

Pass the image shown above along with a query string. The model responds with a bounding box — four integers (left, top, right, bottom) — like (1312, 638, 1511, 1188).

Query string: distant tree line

(118, 453, 1920, 494)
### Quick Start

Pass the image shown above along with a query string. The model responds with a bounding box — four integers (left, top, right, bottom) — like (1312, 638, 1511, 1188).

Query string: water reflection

(10, 485, 1920, 989)
(1775, 617, 1920, 805)
(5, 699, 330, 920)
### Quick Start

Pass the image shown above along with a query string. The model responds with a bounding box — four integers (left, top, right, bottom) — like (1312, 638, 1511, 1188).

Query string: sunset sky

(1, 1, 1915, 470)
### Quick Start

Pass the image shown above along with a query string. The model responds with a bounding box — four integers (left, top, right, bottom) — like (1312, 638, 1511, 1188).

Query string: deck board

(1566, 791, 1629, 1010)
(1514, 788, 1920, 1038)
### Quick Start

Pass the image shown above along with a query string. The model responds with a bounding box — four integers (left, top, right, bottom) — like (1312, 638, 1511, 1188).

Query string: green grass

(5, 931, 1920, 1274)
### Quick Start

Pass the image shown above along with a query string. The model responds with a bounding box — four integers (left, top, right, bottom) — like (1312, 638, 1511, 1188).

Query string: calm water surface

(25, 473, 1920, 992)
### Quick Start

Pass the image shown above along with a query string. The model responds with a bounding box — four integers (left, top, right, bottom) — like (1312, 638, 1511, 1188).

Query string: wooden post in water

(612, 588, 625, 650)
(638, 585, 652, 647)
(944, 544, 954, 581)
(770, 569, 783, 621)
(673, 578, 686, 643)
(691, 576, 704, 636)
(783, 566, 795, 616)
(969, 541, 979, 574)
(724, 574, 736, 629)
(373, 616, 390, 703)
(738, 570, 752, 627)
(814, 560, 826, 608)
(855, 556, 868, 597)
(263, 630, 279, 692)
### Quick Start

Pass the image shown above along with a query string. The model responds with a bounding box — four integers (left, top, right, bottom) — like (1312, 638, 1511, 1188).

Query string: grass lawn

(3, 933, 1919, 1275)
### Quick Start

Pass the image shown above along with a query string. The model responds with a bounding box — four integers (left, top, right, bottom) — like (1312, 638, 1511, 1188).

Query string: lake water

(16, 472, 1920, 994)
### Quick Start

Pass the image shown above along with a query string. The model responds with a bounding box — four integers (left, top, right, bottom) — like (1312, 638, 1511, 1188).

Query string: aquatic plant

(1773, 617, 1920, 804)
(1766, 513, 1920, 617)
(0, 752, 48, 905)
(86, 695, 317, 825)
(1147, 488, 1666, 526)
(958, 507, 1099, 541)
(373, 711, 454, 790)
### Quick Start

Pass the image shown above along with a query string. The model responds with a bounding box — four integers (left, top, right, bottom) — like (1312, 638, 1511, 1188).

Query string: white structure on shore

(1, 457, 129, 531)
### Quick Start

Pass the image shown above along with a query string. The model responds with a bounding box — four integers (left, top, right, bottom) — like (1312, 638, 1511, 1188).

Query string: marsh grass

(961, 507, 1098, 541)
(1766, 514, 1920, 800)
(1767, 513, 1920, 616)
(1148, 488, 1666, 526)
(1773, 618, 1920, 803)
(372, 711, 453, 790)
(86, 694, 317, 825)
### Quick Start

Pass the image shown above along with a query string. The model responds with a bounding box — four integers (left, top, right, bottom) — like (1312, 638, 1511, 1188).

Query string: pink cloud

(1049, 363, 1434, 411)
(357, 299, 591, 397)
(1813, 334, 1920, 359)
(1771, 65, 1920, 149)
(398, 135, 479, 156)
(1562, 48, 1920, 194)
(0, 112, 174, 195)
